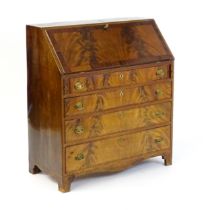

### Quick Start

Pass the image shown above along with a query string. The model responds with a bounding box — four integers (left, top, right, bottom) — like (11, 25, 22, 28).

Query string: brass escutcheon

(155, 111, 165, 117)
(154, 138, 163, 143)
(75, 153, 84, 160)
(75, 101, 84, 110)
(155, 89, 163, 96)
(118, 137, 127, 146)
(74, 81, 85, 91)
(119, 73, 124, 80)
(74, 125, 84, 135)
(120, 89, 124, 97)
(156, 68, 165, 78)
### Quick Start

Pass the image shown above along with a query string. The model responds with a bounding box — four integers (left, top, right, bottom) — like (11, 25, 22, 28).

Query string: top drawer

(63, 65, 170, 95)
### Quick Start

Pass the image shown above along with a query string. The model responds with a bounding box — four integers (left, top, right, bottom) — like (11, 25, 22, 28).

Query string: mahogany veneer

(27, 18, 174, 192)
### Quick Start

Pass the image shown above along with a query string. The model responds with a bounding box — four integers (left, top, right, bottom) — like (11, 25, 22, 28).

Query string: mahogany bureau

(27, 18, 174, 192)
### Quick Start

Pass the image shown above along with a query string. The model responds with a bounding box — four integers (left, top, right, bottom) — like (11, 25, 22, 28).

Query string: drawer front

(64, 65, 170, 95)
(65, 102, 171, 144)
(66, 126, 170, 172)
(64, 82, 172, 117)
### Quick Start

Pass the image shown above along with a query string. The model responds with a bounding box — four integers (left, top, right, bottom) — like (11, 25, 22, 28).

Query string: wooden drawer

(64, 65, 170, 95)
(66, 126, 170, 172)
(65, 102, 171, 144)
(64, 81, 172, 117)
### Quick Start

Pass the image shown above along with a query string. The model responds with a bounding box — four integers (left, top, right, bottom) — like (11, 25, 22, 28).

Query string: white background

(0, 0, 205, 209)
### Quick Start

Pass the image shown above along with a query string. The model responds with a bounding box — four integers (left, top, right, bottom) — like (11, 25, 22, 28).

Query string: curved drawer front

(64, 65, 170, 95)
(64, 82, 172, 117)
(66, 126, 170, 172)
(65, 102, 171, 144)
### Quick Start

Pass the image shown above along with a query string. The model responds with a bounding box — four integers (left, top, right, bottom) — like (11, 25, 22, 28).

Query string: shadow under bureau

(27, 18, 174, 192)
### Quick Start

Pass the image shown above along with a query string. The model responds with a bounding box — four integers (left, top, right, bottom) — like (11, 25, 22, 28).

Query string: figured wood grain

(66, 126, 170, 172)
(47, 20, 173, 73)
(64, 81, 172, 117)
(64, 65, 169, 95)
(65, 102, 171, 144)
(66, 148, 171, 178)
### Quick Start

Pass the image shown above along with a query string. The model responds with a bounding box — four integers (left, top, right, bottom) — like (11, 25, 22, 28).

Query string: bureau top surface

(28, 17, 153, 28)
(28, 18, 174, 74)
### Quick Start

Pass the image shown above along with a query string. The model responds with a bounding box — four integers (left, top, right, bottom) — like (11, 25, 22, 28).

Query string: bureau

(27, 18, 174, 192)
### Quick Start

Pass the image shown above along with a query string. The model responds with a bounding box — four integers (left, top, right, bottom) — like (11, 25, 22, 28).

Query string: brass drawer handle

(155, 111, 165, 117)
(155, 89, 163, 96)
(74, 81, 85, 91)
(74, 102, 84, 110)
(75, 153, 84, 160)
(156, 69, 165, 78)
(74, 125, 84, 135)
(154, 138, 163, 143)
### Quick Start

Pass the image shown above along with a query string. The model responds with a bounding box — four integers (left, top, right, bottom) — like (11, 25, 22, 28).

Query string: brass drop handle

(74, 81, 85, 91)
(156, 69, 165, 78)
(74, 125, 84, 135)
(154, 138, 163, 143)
(75, 153, 84, 160)
(74, 102, 84, 110)
(155, 111, 165, 117)
(155, 89, 163, 96)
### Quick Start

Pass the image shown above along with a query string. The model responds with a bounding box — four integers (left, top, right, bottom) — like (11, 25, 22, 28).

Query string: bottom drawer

(66, 126, 170, 172)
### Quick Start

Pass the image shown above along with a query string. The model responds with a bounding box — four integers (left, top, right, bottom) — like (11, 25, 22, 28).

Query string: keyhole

(120, 90, 124, 97)
(119, 73, 124, 80)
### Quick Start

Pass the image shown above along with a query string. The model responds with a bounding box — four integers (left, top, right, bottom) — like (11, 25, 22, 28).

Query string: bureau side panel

(27, 26, 63, 179)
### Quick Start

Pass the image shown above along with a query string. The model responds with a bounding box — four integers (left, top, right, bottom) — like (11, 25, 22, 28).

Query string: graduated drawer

(65, 102, 171, 144)
(64, 65, 170, 95)
(65, 126, 170, 172)
(64, 81, 172, 117)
